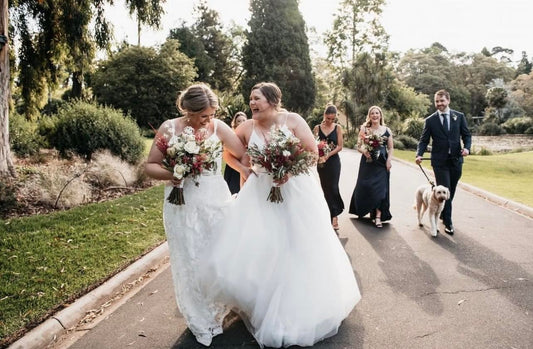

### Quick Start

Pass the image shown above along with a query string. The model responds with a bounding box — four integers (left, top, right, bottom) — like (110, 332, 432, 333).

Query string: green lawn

(394, 149, 533, 207)
(0, 185, 166, 346)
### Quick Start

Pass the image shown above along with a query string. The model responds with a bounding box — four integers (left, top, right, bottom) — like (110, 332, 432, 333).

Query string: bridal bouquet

(156, 125, 222, 205)
(247, 127, 315, 203)
(316, 139, 333, 168)
(361, 133, 385, 163)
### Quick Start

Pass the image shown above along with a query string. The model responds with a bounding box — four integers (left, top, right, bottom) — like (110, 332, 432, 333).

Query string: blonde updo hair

(176, 83, 218, 114)
(251, 82, 282, 111)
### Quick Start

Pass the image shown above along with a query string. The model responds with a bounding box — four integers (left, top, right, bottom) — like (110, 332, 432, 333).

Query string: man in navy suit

(416, 89, 471, 235)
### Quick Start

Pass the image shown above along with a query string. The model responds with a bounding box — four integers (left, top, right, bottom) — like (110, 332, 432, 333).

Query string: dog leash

(417, 158, 435, 187)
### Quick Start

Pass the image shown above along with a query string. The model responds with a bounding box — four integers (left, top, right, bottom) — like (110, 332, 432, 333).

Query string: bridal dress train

(163, 119, 229, 346)
(202, 123, 361, 348)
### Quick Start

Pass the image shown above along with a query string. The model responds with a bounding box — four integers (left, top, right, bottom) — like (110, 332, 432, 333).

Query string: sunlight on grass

(394, 150, 533, 207)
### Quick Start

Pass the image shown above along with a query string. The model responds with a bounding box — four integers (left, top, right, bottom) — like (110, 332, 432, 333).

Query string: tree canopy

(90, 40, 196, 129)
(241, 0, 315, 115)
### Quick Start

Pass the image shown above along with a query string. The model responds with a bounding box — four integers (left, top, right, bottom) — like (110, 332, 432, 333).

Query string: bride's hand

(241, 167, 257, 181)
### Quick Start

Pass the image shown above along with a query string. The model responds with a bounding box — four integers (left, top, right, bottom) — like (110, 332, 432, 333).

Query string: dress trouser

(433, 158, 462, 226)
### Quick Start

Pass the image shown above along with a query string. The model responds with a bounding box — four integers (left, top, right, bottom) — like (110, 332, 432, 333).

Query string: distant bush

(343, 134, 359, 150)
(501, 117, 533, 134)
(401, 117, 424, 139)
(478, 122, 503, 136)
(395, 134, 419, 150)
(49, 101, 144, 164)
(476, 147, 493, 156)
(41, 98, 68, 116)
(9, 112, 44, 157)
(393, 139, 405, 150)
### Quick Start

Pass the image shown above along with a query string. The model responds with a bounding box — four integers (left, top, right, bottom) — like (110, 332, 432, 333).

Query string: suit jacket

(416, 109, 472, 167)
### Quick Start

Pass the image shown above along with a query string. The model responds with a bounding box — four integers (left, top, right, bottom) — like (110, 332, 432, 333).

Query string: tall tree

(0, 0, 14, 177)
(10, 0, 165, 116)
(515, 51, 532, 77)
(241, 0, 315, 115)
(125, 0, 166, 46)
(91, 40, 196, 128)
(169, 1, 240, 92)
(324, 0, 389, 129)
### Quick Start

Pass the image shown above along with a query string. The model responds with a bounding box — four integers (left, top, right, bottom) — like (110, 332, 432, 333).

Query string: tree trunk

(0, 0, 15, 178)
(71, 71, 83, 99)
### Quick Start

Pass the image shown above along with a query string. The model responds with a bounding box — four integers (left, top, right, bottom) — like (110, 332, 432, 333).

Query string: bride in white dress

(144, 83, 245, 346)
(202, 82, 361, 348)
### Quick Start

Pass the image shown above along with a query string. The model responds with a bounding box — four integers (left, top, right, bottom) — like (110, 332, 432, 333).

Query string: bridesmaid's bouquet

(360, 133, 385, 163)
(156, 125, 222, 205)
(316, 139, 333, 168)
(248, 127, 315, 203)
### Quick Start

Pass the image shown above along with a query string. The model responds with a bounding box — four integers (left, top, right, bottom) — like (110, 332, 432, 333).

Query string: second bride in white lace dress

(202, 82, 361, 348)
(144, 83, 245, 346)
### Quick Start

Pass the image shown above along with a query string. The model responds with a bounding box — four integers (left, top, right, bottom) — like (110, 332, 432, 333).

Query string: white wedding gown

(163, 119, 229, 346)
(201, 123, 361, 348)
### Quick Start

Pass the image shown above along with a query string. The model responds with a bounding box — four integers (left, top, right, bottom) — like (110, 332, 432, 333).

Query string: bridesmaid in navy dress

(224, 112, 247, 194)
(313, 104, 345, 231)
(349, 105, 394, 228)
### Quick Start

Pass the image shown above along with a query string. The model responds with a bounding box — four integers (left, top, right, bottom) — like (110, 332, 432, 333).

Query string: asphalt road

(49, 149, 533, 349)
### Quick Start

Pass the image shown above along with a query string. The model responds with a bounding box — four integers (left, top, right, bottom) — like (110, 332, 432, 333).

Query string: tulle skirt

(201, 171, 360, 348)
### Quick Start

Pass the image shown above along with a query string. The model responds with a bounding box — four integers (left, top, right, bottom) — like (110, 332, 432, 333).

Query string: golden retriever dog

(415, 184, 450, 237)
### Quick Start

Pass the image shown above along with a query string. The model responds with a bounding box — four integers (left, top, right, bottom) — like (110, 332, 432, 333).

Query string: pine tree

(241, 0, 315, 116)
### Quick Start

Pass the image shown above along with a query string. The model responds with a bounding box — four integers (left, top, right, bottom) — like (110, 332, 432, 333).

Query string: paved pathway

(14, 149, 533, 349)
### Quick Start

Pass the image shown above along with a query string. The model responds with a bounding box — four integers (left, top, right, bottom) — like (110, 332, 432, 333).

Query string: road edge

(8, 242, 169, 349)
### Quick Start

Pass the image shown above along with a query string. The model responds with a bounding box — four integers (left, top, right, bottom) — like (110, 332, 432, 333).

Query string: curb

(9, 242, 169, 349)
(395, 158, 533, 219)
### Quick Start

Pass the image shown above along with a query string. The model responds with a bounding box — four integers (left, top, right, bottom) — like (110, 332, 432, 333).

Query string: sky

(106, 0, 532, 64)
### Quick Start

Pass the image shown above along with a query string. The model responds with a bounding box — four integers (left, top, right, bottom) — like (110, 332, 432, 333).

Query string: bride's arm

(221, 120, 254, 181)
(289, 113, 319, 157)
(144, 121, 174, 181)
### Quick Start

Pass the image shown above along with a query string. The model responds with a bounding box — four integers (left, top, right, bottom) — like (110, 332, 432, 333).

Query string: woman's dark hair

(324, 104, 337, 115)
(251, 82, 282, 110)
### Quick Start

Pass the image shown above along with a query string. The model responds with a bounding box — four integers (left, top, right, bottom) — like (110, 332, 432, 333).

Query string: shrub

(395, 134, 419, 150)
(9, 112, 44, 157)
(41, 98, 68, 116)
(343, 134, 359, 150)
(16, 156, 93, 209)
(393, 139, 405, 150)
(49, 101, 144, 164)
(87, 150, 140, 188)
(401, 117, 425, 139)
(478, 122, 503, 136)
(476, 147, 493, 156)
(501, 117, 533, 134)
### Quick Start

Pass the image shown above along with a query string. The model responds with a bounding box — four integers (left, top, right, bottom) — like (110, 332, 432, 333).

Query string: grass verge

(0, 185, 166, 346)
(394, 149, 533, 208)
